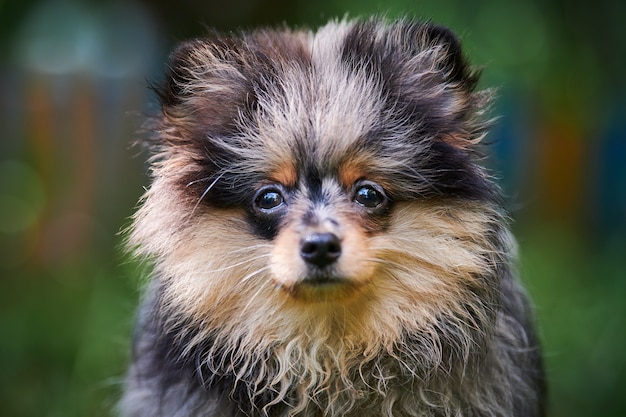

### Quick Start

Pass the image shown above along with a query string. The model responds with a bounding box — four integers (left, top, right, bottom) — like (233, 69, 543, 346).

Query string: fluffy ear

(136, 36, 246, 173)
(403, 23, 479, 93)
(151, 37, 254, 132)
(150, 29, 311, 140)
(154, 39, 205, 107)
(393, 21, 492, 145)
(342, 19, 491, 146)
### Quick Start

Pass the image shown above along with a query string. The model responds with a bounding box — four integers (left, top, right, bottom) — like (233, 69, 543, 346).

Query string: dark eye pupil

(257, 190, 283, 210)
(355, 186, 383, 208)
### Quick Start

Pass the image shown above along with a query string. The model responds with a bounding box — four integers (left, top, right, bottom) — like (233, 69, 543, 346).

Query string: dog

(120, 17, 545, 417)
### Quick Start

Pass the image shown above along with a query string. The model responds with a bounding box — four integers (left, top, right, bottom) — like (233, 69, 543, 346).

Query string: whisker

(227, 244, 274, 254)
(239, 270, 273, 316)
(364, 256, 418, 274)
(240, 265, 271, 284)
(205, 254, 272, 273)
(191, 171, 227, 215)
(186, 176, 213, 187)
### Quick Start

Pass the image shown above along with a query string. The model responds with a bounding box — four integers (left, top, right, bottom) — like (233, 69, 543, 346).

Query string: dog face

(121, 19, 549, 417)
(130, 18, 506, 355)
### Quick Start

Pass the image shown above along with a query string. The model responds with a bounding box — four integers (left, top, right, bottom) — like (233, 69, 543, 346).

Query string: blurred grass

(0, 258, 138, 417)
(1, 1, 625, 416)
(518, 223, 626, 417)
(1, 223, 625, 416)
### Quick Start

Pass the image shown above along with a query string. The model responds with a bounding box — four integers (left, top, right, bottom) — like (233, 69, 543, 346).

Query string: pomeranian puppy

(120, 17, 545, 417)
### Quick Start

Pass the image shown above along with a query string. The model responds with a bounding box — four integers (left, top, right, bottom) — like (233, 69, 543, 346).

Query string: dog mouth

(283, 270, 363, 302)
(301, 272, 349, 287)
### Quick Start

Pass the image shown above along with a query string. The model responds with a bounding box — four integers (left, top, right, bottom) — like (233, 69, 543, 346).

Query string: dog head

(130, 18, 505, 350)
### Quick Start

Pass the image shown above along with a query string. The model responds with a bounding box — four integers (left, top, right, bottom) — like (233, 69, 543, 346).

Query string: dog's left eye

(353, 182, 387, 209)
(254, 188, 285, 211)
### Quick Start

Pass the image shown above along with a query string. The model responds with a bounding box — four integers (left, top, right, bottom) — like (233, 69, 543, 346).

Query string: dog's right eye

(353, 181, 388, 210)
(254, 187, 285, 212)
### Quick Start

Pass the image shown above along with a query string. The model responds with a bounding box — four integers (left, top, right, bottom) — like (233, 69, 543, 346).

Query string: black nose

(300, 233, 342, 268)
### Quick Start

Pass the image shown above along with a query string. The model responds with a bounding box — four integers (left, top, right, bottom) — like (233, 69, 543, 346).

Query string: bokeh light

(1, 1, 624, 416)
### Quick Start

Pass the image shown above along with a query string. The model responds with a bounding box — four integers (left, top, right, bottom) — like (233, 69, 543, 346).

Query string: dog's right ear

(153, 39, 205, 107)
(153, 37, 251, 109)
(146, 35, 261, 147)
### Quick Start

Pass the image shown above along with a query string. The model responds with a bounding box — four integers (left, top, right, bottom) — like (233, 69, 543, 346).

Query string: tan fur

(270, 163, 298, 188)
(130, 166, 504, 413)
(122, 18, 543, 417)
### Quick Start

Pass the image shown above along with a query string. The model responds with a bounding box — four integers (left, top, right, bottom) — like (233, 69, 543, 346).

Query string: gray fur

(121, 17, 545, 417)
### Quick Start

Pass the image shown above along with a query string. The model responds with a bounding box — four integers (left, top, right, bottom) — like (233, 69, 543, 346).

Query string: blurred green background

(1, 0, 624, 416)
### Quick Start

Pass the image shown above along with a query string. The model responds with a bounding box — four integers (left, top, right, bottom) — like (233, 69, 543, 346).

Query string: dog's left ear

(392, 21, 491, 146)
(342, 19, 492, 148)
(409, 23, 477, 89)
(343, 20, 491, 147)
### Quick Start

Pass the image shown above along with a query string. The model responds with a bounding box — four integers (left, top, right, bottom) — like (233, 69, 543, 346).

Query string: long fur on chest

(122, 263, 541, 417)
(120, 17, 545, 417)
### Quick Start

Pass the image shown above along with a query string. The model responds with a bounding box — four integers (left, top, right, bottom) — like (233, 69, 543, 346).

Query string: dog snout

(300, 233, 342, 268)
